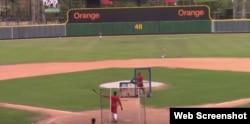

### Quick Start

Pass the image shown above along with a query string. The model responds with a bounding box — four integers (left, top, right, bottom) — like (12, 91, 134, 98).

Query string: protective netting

(119, 82, 137, 98)
(100, 88, 112, 124)
(99, 88, 146, 124)
(134, 68, 152, 97)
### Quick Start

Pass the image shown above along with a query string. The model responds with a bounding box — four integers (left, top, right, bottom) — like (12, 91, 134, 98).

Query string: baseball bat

(92, 89, 100, 96)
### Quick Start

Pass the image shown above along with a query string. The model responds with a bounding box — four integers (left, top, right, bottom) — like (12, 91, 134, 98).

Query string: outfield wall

(1, 20, 250, 40)
(0, 25, 66, 40)
(66, 6, 212, 36)
(66, 21, 211, 36)
(212, 20, 250, 33)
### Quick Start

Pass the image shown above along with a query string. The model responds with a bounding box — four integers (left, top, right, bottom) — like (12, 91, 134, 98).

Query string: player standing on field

(101, 91, 123, 123)
(136, 72, 145, 95)
(91, 118, 96, 124)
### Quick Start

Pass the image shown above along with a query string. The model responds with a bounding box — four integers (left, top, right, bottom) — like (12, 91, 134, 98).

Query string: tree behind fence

(0, 0, 250, 26)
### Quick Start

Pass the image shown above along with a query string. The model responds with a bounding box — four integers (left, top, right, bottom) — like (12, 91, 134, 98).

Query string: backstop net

(100, 88, 147, 124)
(119, 67, 152, 98)
(135, 68, 152, 97)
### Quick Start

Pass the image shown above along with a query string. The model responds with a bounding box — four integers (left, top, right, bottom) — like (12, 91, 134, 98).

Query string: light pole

(232, 0, 236, 19)
(17, 0, 20, 24)
(5, 0, 7, 20)
(242, 0, 246, 19)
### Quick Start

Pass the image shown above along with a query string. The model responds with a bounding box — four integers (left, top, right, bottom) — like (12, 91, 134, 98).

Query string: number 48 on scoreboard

(134, 24, 143, 30)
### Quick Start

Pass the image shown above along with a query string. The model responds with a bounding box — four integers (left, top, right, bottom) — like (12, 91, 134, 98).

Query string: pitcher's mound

(99, 80, 165, 89)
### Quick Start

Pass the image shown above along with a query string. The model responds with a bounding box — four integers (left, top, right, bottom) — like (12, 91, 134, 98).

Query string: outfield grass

(0, 107, 40, 124)
(1, 34, 250, 123)
(0, 68, 249, 111)
(1, 34, 250, 64)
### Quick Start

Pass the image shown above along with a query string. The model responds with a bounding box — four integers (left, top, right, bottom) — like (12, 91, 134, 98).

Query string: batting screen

(99, 88, 146, 124)
(134, 68, 152, 97)
(100, 88, 112, 124)
(119, 82, 137, 98)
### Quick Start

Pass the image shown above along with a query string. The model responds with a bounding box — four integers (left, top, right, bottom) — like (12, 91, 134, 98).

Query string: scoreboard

(67, 5, 211, 23)
(66, 5, 212, 36)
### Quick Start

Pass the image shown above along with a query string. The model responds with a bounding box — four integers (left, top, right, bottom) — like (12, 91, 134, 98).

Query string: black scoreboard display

(67, 5, 211, 24)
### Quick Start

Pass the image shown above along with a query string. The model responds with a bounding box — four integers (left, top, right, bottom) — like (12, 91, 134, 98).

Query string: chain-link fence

(0, 0, 250, 26)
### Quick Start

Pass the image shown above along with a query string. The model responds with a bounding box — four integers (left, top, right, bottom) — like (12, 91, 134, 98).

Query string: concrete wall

(212, 20, 250, 33)
(0, 25, 66, 40)
(1, 20, 250, 40)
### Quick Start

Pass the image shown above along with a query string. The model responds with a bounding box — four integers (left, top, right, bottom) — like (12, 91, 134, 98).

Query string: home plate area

(98, 80, 166, 124)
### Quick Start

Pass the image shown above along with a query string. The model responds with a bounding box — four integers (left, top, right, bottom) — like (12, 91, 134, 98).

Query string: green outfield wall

(66, 5, 212, 36)
(2, 5, 250, 40)
(66, 20, 211, 36)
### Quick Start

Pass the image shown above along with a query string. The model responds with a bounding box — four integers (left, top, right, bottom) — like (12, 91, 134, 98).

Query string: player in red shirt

(102, 91, 123, 123)
(136, 72, 145, 95)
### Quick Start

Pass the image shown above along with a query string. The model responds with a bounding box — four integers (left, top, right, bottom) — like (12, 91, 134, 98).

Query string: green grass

(0, 107, 40, 124)
(1, 34, 250, 123)
(1, 34, 250, 64)
(0, 69, 133, 111)
(147, 68, 250, 107)
(0, 68, 249, 111)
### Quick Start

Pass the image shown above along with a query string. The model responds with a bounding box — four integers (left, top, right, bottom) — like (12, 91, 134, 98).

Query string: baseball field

(0, 33, 250, 124)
